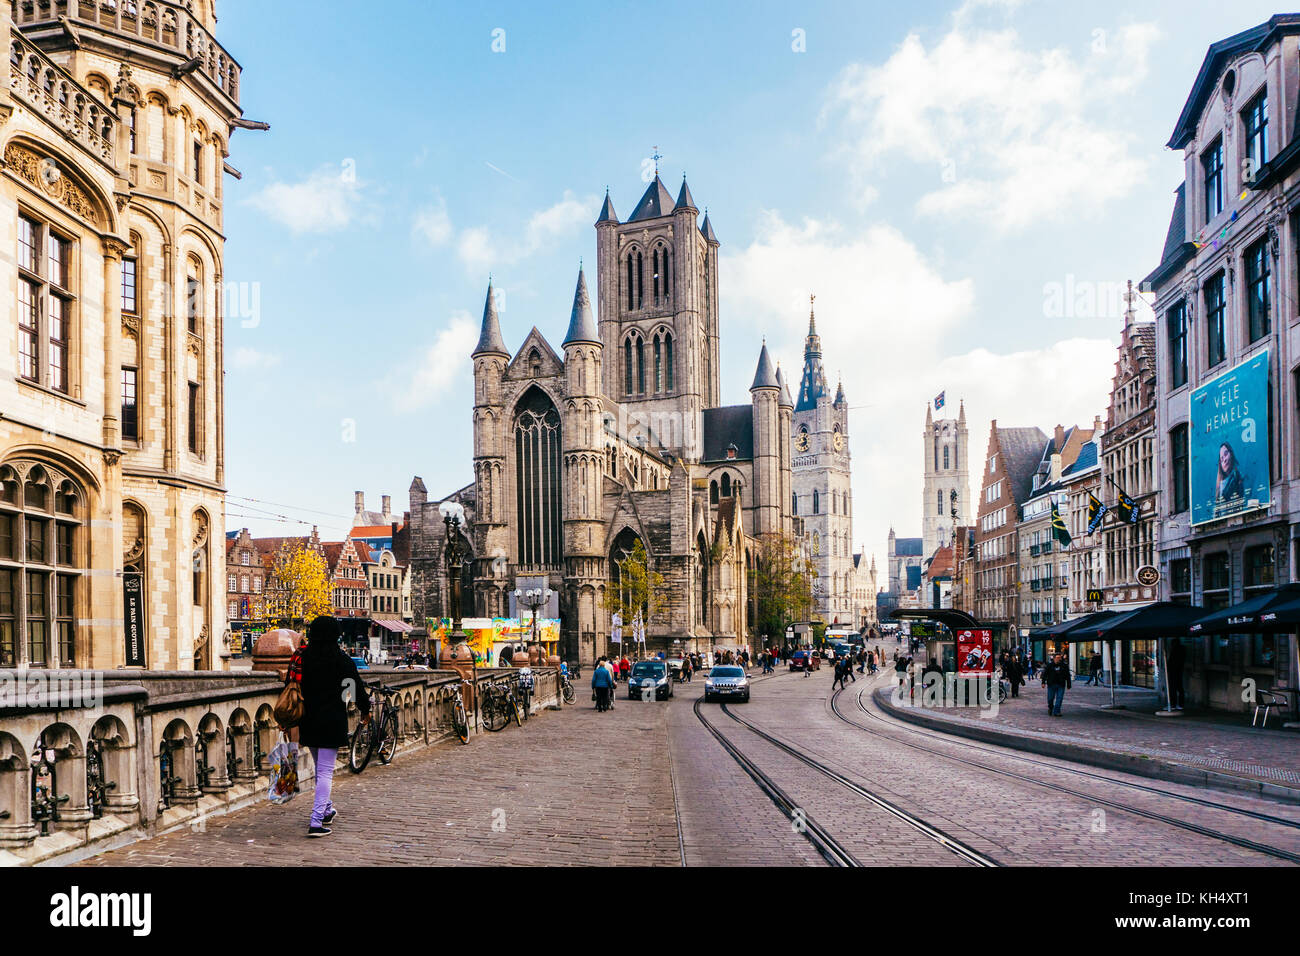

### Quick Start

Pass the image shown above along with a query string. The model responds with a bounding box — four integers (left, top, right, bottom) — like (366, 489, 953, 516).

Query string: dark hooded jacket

(298, 616, 370, 749)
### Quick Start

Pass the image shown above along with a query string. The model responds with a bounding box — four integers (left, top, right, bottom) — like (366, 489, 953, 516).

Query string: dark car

(704, 665, 750, 703)
(789, 649, 813, 672)
(628, 660, 673, 700)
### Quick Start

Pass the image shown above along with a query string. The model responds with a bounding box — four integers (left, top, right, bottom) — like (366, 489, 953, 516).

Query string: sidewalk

(874, 678, 1300, 803)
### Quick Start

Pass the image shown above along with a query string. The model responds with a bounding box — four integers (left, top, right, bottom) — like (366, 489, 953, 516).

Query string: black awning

(1090, 602, 1205, 640)
(1030, 611, 1119, 641)
(888, 608, 983, 630)
(1189, 583, 1300, 634)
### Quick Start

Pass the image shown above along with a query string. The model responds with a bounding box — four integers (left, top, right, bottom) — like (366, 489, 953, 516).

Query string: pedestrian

(297, 615, 370, 838)
(619, 655, 630, 683)
(1167, 639, 1185, 710)
(592, 656, 614, 711)
(1086, 651, 1103, 686)
(1042, 653, 1071, 716)
(894, 654, 908, 694)
(681, 655, 693, 683)
(1003, 652, 1022, 698)
(856, 648, 865, 674)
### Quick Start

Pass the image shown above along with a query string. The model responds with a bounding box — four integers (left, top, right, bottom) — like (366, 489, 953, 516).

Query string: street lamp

(514, 586, 553, 656)
(439, 500, 468, 656)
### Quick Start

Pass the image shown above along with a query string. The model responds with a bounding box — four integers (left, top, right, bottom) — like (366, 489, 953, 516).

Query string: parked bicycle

(348, 684, 399, 773)
(559, 670, 577, 705)
(449, 681, 469, 745)
(480, 677, 524, 733)
(515, 669, 533, 722)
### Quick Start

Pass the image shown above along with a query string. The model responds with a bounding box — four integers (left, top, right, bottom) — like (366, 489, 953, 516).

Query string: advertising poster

(955, 628, 994, 675)
(1190, 350, 1270, 526)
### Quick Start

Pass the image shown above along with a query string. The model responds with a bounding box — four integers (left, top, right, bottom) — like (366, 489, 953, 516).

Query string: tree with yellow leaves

(264, 543, 333, 629)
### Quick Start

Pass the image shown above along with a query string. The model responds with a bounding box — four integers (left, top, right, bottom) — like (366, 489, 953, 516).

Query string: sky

(216, 0, 1285, 570)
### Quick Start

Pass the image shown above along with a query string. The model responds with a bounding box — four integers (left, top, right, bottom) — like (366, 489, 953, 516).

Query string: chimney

(381, 495, 391, 520)
(354, 491, 364, 515)
(1054, 424, 1065, 450)
(1050, 453, 1063, 483)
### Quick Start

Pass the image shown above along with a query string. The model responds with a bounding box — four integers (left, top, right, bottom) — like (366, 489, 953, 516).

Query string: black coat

(298, 644, 370, 749)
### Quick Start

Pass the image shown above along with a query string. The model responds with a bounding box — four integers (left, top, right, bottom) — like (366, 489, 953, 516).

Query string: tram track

(833, 681, 1300, 865)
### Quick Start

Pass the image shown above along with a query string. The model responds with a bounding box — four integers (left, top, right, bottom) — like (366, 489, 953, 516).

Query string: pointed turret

(926, 401, 933, 426)
(958, 399, 966, 424)
(628, 175, 676, 222)
(750, 341, 779, 391)
(472, 280, 509, 357)
(675, 174, 697, 211)
(596, 188, 618, 224)
(699, 211, 718, 244)
(834, 378, 846, 407)
(563, 265, 601, 346)
(777, 364, 794, 409)
(795, 296, 827, 412)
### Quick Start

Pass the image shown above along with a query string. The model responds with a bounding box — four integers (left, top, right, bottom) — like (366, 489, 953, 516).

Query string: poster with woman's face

(1190, 350, 1270, 526)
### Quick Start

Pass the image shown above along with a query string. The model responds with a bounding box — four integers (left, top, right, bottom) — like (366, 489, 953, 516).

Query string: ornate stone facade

(0, 1, 250, 669)
(408, 177, 799, 662)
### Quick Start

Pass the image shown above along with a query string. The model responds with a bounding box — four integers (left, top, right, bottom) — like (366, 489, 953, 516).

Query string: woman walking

(298, 615, 370, 838)
(592, 656, 614, 711)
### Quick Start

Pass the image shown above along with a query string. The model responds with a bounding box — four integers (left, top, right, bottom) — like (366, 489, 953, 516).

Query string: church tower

(790, 300, 854, 625)
(593, 171, 719, 459)
(921, 399, 971, 560)
(471, 281, 511, 616)
(560, 266, 607, 659)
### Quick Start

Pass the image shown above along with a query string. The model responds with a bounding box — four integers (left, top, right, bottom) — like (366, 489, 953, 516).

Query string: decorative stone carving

(122, 314, 140, 338)
(3, 144, 101, 226)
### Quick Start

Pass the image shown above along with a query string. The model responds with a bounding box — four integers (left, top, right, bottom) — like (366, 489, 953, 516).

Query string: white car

(704, 665, 750, 703)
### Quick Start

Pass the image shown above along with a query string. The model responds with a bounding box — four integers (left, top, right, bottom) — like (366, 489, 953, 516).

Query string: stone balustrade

(0, 664, 562, 865)
(7, 29, 115, 162)
(11, 0, 240, 105)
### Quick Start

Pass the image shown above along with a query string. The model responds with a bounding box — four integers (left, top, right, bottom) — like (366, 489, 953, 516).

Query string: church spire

(472, 279, 509, 357)
(795, 294, 827, 412)
(674, 173, 696, 211)
(596, 187, 618, 224)
(563, 264, 600, 346)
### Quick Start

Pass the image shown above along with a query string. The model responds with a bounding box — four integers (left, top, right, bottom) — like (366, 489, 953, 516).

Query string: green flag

(1051, 501, 1072, 548)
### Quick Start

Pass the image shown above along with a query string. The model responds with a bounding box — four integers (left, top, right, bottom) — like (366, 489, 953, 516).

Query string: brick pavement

(874, 665, 1300, 791)
(80, 685, 679, 867)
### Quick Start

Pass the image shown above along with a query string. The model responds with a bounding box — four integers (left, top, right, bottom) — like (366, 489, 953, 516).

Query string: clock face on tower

(794, 430, 809, 453)
(832, 432, 844, 452)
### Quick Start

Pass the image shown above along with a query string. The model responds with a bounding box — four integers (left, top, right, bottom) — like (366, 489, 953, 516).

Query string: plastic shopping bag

(266, 735, 298, 805)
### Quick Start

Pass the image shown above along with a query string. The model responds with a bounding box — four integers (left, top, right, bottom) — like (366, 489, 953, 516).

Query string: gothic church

(406, 175, 799, 663)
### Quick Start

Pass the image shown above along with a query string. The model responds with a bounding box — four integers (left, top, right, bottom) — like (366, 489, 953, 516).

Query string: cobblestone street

(78, 662, 1300, 867)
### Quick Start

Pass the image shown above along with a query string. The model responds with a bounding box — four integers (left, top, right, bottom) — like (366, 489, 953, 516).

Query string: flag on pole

(611, 611, 622, 644)
(1116, 490, 1139, 524)
(934, 391, 945, 411)
(1086, 492, 1108, 535)
(1050, 501, 1072, 548)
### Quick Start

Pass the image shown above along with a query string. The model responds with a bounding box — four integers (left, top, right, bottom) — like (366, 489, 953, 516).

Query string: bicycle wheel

(483, 691, 509, 732)
(348, 722, 373, 774)
(562, 681, 576, 705)
(377, 713, 398, 764)
(452, 697, 470, 744)
(509, 691, 523, 727)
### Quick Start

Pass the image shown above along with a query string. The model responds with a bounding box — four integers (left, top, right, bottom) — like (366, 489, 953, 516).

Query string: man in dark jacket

(298, 615, 369, 837)
(1003, 653, 1023, 698)
(1166, 639, 1185, 710)
(1042, 653, 1071, 716)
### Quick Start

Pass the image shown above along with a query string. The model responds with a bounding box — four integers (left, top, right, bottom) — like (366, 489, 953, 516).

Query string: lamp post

(439, 500, 468, 655)
(514, 586, 553, 658)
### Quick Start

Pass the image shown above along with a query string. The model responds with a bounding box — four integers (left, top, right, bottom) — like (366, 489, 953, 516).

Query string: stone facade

(922, 401, 971, 560)
(790, 305, 856, 625)
(0, 2, 249, 670)
(408, 177, 799, 662)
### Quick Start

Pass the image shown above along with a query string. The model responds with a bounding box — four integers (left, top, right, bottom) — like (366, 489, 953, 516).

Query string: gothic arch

(2, 135, 119, 233)
(513, 385, 562, 568)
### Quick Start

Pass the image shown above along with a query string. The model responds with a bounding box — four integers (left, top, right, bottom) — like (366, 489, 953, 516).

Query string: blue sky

(217, 0, 1285, 566)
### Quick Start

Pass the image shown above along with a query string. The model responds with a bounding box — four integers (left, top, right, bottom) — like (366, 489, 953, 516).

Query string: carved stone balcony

(8, 29, 114, 163)
(12, 0, 240, 106)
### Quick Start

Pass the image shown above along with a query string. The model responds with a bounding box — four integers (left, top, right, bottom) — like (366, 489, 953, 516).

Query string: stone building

(321, 538, 367, 634)
(1146, 14, 1300, 709)
(1101, 286, 1159, 615)
(922, 401, 971, 561)
(791, 304, 856, 626)
(407, 175, 798, 662)
(223, 527, 263, 639)
(0, 2, 254, 669)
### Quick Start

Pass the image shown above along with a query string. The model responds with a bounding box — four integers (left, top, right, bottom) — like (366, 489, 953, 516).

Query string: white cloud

(230, 346, 282, 371)
(457, 191, 597, 272)
(722, 211, 1116, 572)
(246, 163, 363, 234)
(825, 15, 1158, 232)
(396, 311, 479, 409)
(412, 197, 453, 247)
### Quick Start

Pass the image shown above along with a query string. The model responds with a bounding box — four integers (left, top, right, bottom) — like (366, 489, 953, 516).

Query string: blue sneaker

(323, 808, 337, 825)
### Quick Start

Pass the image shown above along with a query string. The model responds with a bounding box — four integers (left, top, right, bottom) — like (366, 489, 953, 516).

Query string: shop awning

(1189, 583, 1300, 634)
(1089, 602, 1204, 640)
(373, 619, 415, 633)
(1029, 611, 1119, 641)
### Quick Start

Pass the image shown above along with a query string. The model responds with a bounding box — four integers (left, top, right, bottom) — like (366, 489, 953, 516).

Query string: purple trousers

(309, 747, 336, 828)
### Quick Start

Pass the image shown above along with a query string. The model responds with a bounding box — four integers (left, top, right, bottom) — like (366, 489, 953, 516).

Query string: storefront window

(1130, 638, 1157, 688)
(1252, 633, 1276, 668)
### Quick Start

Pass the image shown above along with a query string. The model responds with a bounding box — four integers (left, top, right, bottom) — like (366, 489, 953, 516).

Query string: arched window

(528, 348, 542, 379)
(626, 253, 635, 311)
(636, 251, 644, 308)
(812, 531, 820, 555)
(944, 445, 950, 470)
(696, 532, 709, 625)
(624, 338, 634, 394)
(938, 489, 944, 514)
(710, 480, 718, 504)
(792, 492, 798, 515)
(0, 462, 84, 668)
(813, 490, 820, 515)
(610, 527, 648, 622)
(720, 473, 731, 498)
(514, 387, 562, 568)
